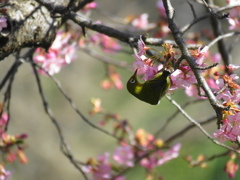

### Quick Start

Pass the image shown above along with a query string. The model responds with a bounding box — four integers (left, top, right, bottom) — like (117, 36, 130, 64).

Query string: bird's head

(127, 69, 143, 96)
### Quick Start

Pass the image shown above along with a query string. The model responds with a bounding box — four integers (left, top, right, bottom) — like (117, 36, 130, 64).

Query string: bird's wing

(142, 78, 169, 105)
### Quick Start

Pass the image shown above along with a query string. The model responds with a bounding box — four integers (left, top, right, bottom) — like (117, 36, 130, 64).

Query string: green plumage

(127, 70, 171, 105)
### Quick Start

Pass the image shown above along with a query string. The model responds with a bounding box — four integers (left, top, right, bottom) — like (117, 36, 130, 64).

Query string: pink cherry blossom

(132, 37, 166, 81)
(226, 0, 240, 5)
(227, 113, 240, 135)
(225, 160, 239, 179)
(131, 13, 149, 30)
(227, 7, 240, 30)
(92, 153, 111, 180)
(157, 143, 181, 166)
(230, 89, 240, 104)
(207, 78, 218, 90)
(211, 53, 221, 63)
(81, 2, 97, 13)
(0, 113, 8, 127)
(185, 84, 207, 99)
(90, 34, 121, 53)
(0, 17, 7, 31)
(0, 165, 11, 180)
(140, 155, 158, 170)
(82, 153, 112, 180)
(92, 163, 111, 180)
(216, 88, 240, 104)
(136, 36, 148, 57)
(228, 64, 240, 71)
(185, 85, 197, 97)
(0, 113, 8, 136)
(34, 31, 77, 75)
(156, 0, 166, 18)
(132, 55, 158, 81)
(140, 143, 181, 170)
(113, 145, 134, 167)
(213, 119, 238, 143)
(214, 74, 240, 103)
(193, 46, 209, 66)
(98, 153, 110, 164)
(170, 68, 197, 89)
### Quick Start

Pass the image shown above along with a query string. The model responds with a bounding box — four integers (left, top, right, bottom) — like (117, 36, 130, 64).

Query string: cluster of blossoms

(88, 99, 181, 179)
(125, 0, 169, 37)
(227, 0, 240, 30)
(90, 33, 121, 54)
(0, 113, 28, 180)
(131, 37, 206, 92)
(34, 31, 78, 75)
(81, 129, 180, 180)
(224, 152, 239, 179)
(99, 66, 123, 91)
(208, 64, 240, 147)
(130, 30, 240, 177)
(132, 36, 240, 145)
(34, 30, 123, 91)
(32, 2, 123, 91)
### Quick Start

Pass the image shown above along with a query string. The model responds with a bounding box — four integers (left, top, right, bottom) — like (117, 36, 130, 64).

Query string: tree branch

(162, 0, 226, 124)
(207, 0, 232, 72)
(166, 96, 240, 153)
(31, 61, 88, 179)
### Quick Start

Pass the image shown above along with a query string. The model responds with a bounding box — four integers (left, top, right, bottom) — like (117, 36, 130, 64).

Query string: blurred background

(1, 0, 239, 179)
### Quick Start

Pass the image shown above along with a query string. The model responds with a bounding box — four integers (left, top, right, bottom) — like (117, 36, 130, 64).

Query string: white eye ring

(130, 78, 135, 83)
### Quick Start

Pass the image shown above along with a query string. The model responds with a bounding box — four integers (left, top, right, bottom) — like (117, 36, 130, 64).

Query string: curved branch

(165, 115, 216, 144)
(181, 4, 240, 34)
(208, 0, 232, 72)
(31, 62, 88, 179)
(207, 32, 240, 49)
(166, 96, 240, 153)
(163, 0, 226, 124)
(32, 62, 121, 141)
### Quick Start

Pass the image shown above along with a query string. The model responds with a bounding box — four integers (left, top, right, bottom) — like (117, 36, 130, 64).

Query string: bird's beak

(133, 69, 138, 77)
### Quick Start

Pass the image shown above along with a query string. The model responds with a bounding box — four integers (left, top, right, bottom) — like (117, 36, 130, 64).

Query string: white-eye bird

(127, 69, 171, 105)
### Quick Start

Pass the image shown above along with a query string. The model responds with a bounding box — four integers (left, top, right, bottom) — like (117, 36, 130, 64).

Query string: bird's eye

(130, 78, 135, 83)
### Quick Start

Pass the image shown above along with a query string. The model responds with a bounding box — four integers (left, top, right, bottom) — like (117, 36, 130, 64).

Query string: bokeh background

(1, 0, 239, 179)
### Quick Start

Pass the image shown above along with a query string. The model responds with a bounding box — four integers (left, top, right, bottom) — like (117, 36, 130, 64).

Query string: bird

(127, 69, 171, 105)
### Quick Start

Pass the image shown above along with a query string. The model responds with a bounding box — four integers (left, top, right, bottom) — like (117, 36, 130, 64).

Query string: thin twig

(190, 150, 230, 166)
(214, 83, 228, 96)
(193, 0, 219, 9)
(165, 115, 216, 144)
(81, 48, 132, 69)
(181, 4, 240, 34)
(207, 32, 240, 48)
(0, 48, 36, 91)
(201, 0, 229, 19)
(0, 60, 22, 91)
(187, 0, 197, 19)
(32, 62, 120, 141)
(31, 62, 88, 180)
(207, 32, 240, 49)
(194, 62, 219, 70)
(154, 99, 204, 138)
(166, 95, 240, 153)
(3, 66, 15, 131)
(208, 0, 232, 73)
